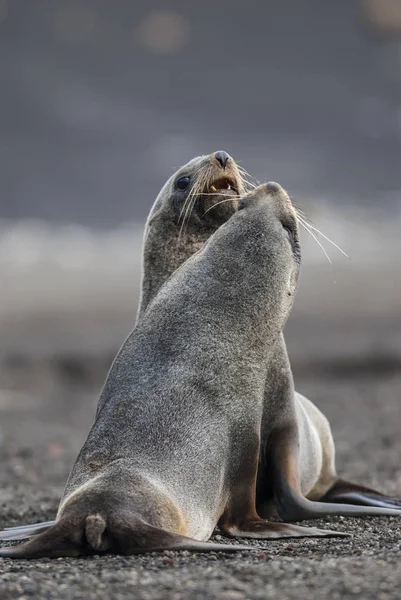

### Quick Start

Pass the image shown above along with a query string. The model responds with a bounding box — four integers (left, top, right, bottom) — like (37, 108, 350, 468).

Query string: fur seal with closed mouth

(138, 151, 401, 521)
(0, 182, 347, 559)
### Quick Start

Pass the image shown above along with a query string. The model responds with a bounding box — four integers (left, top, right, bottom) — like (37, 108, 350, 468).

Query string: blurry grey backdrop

(0, 0, 400, 368)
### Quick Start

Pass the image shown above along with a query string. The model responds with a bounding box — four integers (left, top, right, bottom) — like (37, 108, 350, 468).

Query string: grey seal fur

(0, 182, 347, 559)
(2, 153, 400, 550)
(137, 151, 246, 322)
(136, 151, 401, 521)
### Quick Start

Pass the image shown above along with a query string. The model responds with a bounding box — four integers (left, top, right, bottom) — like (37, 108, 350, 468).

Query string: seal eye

(176, 176, 190, 191)
(283, 227, 293, 241)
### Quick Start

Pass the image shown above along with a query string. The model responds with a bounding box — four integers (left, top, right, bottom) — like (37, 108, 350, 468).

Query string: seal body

(1, 183, 348, 559)
(1, 155, 400, 554)
(135, 152, 401, 519)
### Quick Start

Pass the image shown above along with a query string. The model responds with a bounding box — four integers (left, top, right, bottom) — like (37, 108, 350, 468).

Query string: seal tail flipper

(0, 520, 56, 542)
(0, 516, 262, 559)
(319, 479, 401, 509)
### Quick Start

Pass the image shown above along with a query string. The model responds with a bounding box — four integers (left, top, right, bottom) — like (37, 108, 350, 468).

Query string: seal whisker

(237, 166, 257, 189)
(237, 164, 253, 178)
(297, 218, 332, 264)
(179, 164, 244, 239)
(177, 176, 200, 227)
(243, 179, 257, 190)
(292, 203, 308, 220)
(237, 170, 251, 190)
(178, 191, 194, 226)
(178, 194, 197, 240)
(178, 168, 208, 226)
(178, 171, 203, 230)
(237, 164, 254, 175)
(297, 215, 350, 259)
(202, 197, 241, 216)
(178, 169, 211, 239)
(200, 192, 242, 198)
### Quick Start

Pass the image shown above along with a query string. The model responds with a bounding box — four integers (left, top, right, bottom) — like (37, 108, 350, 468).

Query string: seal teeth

(210, 185, 217, 192)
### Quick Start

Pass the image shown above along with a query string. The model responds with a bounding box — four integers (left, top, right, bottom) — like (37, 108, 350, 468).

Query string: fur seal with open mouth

(137, 150, 246, 321)
(0, 182, 348, 559)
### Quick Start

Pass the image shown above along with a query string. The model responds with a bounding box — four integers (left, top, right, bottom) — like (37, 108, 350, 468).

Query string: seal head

(138, 151, 247, 318)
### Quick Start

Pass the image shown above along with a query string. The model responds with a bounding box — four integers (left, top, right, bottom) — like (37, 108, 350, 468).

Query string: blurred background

(0, 1, 400, 501)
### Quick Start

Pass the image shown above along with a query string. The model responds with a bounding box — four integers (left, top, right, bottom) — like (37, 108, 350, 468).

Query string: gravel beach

(1, 336, 400, 598)
(1, 255, 400, 599)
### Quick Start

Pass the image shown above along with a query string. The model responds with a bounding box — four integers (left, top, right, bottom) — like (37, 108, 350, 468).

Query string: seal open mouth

(185, 152, 245, 224)
(199, 173, 242, 222)
(208, 177, 238, 194)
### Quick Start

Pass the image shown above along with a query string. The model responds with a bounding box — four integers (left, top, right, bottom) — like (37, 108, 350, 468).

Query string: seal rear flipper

(0, 516, 261, 559)
(319, 478, 401, 510)
(0, 520, 82, 559)
(0, 520, 56, 541)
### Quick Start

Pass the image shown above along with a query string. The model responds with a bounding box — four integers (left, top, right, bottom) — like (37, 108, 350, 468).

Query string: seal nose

(265, 182, 281, 194)
(214, 151, 230, 169)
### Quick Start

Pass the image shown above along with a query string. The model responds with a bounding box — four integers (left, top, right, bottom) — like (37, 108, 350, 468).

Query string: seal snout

(214, 151, 230, 169)
(206, 152, 238, 194)
(238, 181, 293, 216)
(265, 181, 282, 194)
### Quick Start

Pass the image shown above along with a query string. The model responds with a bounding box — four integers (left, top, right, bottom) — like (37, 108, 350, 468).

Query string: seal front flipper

(268, 426, 401, 521)
(0, 520, 56, 541)
(218, 426, 348, 541)
(320, 479, 401, 509)
(276, 480, 401, 521)
(219, 519, 348, 539)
